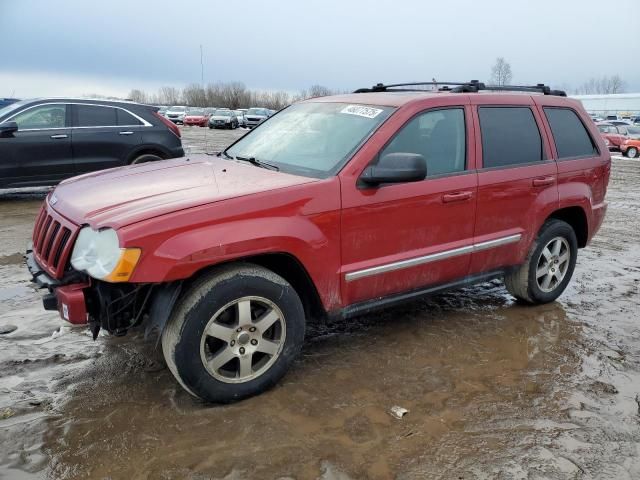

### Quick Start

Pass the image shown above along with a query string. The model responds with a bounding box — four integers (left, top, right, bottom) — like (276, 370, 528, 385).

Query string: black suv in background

(0, 98, 184, 188)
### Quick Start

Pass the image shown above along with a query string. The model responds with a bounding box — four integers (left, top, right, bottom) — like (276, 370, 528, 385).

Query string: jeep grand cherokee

(26, 81, 610, 403)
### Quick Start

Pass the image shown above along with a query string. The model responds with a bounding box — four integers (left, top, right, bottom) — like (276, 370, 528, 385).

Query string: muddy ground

(0, 127, 639, 479)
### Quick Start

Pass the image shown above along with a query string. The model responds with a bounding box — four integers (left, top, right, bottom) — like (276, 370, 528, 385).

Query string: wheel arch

(126, 145, 169, 164)
(546, 206, 588, 248)
(185, 252, 327, 323)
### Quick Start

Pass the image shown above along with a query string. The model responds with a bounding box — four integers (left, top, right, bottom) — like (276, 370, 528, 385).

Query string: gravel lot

(0, 128, 639, 479)
(181, 124, 248, 155)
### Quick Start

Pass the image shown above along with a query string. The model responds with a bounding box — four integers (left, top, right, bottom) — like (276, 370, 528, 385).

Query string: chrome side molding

(345, 233, 522, 282)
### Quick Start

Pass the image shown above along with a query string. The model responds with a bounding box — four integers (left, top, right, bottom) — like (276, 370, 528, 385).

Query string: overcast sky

(1, 0, 639, 98)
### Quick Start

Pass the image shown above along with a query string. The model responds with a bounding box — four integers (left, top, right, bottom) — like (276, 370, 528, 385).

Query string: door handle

(442, 191, 473, 203)
(50, 134, 68, 139)
(532, 176, 555, 187)
(119, 131, 134, 135)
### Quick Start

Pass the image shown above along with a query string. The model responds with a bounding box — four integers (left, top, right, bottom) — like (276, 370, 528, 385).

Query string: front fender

(123, 179, 342, 310)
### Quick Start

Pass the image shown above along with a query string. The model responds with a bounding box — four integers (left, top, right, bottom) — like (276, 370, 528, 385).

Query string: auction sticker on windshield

(340, 105, 383, 119)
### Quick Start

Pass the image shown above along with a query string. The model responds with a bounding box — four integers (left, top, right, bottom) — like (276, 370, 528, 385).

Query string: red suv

(26, 81, 610, 403)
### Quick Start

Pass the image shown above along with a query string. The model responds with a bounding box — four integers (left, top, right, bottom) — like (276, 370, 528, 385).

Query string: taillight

(153, 111, 181, 138)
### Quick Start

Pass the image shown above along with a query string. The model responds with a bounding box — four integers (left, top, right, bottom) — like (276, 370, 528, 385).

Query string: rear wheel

(504, 219, 578, 304)
(130, 153, 162, 165)
(626, 147, 639, 158)
(162, 264, 306, 403)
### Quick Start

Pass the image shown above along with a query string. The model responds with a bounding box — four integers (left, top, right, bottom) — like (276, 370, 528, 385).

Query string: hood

(185, 114, 206, 119)
(51, 155, 317, 229)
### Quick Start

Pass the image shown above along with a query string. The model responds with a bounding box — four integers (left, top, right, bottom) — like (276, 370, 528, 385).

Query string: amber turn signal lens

(103, 248, 142, 282)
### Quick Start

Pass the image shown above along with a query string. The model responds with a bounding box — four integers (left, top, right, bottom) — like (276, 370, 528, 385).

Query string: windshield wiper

(234, 155, 279, 171)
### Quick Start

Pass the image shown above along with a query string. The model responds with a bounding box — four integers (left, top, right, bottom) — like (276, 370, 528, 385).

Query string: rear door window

(74, 104, 117, 127)
(478, 107, 542, 168)
(543, 108, 598, 159)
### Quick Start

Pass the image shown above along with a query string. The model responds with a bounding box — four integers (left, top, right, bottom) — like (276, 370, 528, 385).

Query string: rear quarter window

(544, 108, 597, 159)
(116, 109, 143, 126)
(478, 107, 542, 168)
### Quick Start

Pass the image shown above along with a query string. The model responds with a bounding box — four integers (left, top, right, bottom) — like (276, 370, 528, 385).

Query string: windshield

(215, 110, 232, 116)
(627, 126, 640, 135)
(188, 108, 205, 115)
(247, 108, 268, 116)
(170, 106, 186, 112)
(0, 99, 30, 119)
(225, 102, 394, 178)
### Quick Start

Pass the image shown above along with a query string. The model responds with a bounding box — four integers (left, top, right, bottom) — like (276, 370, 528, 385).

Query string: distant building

(571, 93, 640, 117)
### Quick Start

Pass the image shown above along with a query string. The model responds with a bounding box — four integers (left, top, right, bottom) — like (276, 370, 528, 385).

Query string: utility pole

(200, 44, 204, 86)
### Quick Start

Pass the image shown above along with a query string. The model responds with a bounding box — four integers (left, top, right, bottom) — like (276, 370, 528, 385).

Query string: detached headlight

(70, 227, 141, 282)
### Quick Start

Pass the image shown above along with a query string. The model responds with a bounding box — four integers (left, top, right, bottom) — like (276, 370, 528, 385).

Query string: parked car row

(0, 98, 184, 188)
(158, 105, 276, 128)
(596, 122, 640, 157)
(589, 113, 640, 125)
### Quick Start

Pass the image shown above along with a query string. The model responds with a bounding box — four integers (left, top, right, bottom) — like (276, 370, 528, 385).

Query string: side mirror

(360, 152, 427, 187)
(0, 121, 18, 137)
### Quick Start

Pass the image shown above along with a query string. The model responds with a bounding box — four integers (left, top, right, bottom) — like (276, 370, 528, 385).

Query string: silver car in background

(165, 105, 188, 124)
(234, 110, 247, 128)
(245, 108, 270, 128)
(208, 109, 239, 129)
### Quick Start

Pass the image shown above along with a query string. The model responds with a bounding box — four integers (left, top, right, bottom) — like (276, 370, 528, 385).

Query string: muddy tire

(161, 264, 305, 403)
(504, 219, 578, 304)
(130, 153, 162, 165)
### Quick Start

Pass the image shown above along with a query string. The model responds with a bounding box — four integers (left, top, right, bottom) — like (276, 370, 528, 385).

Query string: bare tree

(182, 83, 207, 107)
(575, 75, 626, 95)
(128, 89, 148, 104)
(490, 57, 513, 86)
(608, 75, 625, 94)
(128, 81, 344, 110)
(157, 86, 181, 105)
(308, 85, 332, 98)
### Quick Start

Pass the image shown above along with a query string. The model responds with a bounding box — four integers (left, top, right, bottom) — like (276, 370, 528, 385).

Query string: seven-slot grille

(31, 204, 79, 279)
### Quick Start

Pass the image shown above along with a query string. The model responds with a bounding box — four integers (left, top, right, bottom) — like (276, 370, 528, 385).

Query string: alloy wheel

(535, 237, 570, 293)
(200, 296, 286, 383)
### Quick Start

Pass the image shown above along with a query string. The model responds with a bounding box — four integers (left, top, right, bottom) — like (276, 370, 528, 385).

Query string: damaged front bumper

(26, 247, 91, 325)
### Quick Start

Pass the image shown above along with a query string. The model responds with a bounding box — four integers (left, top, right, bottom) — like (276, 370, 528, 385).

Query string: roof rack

(354, 80, 567, 97)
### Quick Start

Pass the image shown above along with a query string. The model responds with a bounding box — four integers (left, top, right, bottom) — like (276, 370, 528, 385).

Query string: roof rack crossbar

(354, 80, 566, 97)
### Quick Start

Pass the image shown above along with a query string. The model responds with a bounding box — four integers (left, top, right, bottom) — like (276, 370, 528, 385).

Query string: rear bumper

(169, 146, 185, 158)
(588, 202, 608, 244)
(26, 249, 90, 325)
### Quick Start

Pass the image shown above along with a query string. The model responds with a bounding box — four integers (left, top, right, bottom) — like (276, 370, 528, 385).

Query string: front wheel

(162, 264, 306, 403)
(504, 219, 578, 304)
(626, 147, 639, 158)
